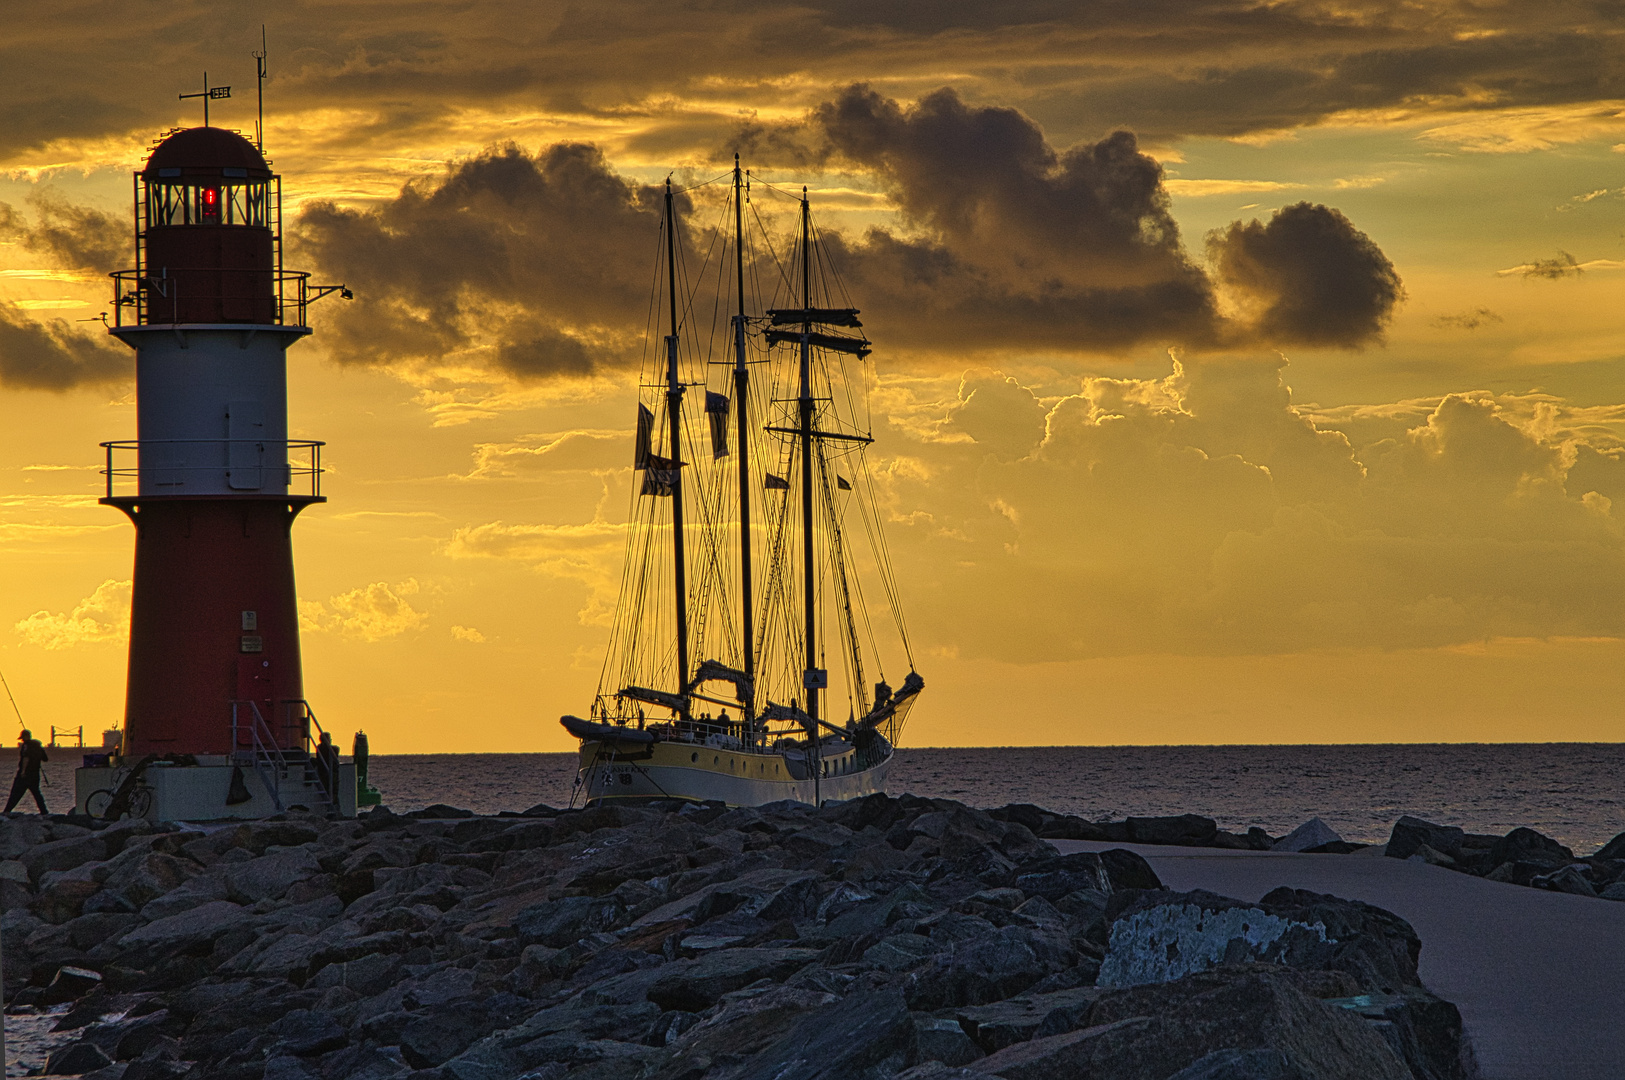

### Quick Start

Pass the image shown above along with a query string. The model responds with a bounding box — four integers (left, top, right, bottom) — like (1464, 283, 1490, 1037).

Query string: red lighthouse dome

(138, 126, 278, 324)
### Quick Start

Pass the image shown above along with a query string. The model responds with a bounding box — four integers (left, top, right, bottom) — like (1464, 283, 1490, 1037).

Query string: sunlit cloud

(300, 579, 428, 641)
(14, 578, 130, 649)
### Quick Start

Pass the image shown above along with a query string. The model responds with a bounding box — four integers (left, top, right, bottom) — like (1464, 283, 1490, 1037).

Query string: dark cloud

(0, 307, 130, 390)
(0, 194, 125, 274)
(2, 2, 1625, 163)
(1433, 308, 1502, 331)
(295, 142, 668, 377)
(1515, 251, 1584, 279)
(295, 87, 1400, 376)
(1208, 203, 1403, 348)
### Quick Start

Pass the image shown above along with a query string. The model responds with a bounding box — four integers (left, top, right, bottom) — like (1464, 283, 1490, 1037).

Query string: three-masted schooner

(560, 160, 923, 808)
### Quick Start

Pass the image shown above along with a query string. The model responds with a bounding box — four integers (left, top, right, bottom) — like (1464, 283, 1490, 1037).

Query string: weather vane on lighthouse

(76, 36, 368, 822)
(178, 72, 231, 127)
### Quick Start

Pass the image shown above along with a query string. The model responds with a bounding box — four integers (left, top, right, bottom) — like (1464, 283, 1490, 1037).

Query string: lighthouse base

(74, 758, 357, 821)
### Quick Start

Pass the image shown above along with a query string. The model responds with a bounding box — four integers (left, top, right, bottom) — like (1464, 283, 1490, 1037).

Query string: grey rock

(117, 899, 252, 950)
(970, 1018, 1153, 1078)
(863, 932, 938, 972)
(727, 988, 917, 1080)
(270, 1008, 348, 1056)
(1531, 865, 1596, 897)
(1086, 967, 1412, 1080)
(225, 846, 322, 903)
(1167, 1048, 1306, 1079)
(647, 946, 820, 1011)
(515, 894, 625, 947)
(22, 834, 108, 883)
(915, 1016, 985, 1067)
(138, 873, 230, 921)
(46, 1039, 114, 1074)
(1385, 817, 1465, 862)
(1600, 881, 1625, 901)
(950, 987, 1102, 1052)
(1101, 888, 1421, 995)
(1127, 814, 1219, 846)
(1271, 819, 1343, 854)
(1490, 827, 1574, 869)
(905, 926, 1048, 1009)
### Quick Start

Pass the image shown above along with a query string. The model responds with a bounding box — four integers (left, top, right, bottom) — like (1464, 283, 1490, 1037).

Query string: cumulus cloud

(297, 86, 1400, 379)
(14, 579, 131, 649)
(0, 306, 130, 390)
(3, 1, 1623, 169)
(0, 194, 124, 274)
(877, 358, 1625, 661)
(446, 519, 626, 624)
(295, 142, 665, 377)
(450, 624, 486, 643)
(300, 579, 428, 641)
(1208, 202, 1404, 347)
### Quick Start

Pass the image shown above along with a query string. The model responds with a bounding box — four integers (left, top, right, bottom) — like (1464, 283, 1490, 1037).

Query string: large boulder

(646, 947, 820, 1011)
(1101, 889, 1420, 994)
(1385, 817, 1464, 862)
(1127, 815, 1218, 846)
(21, 835, 108, 883)
(223, 847, 322, 904)
(516, 895, 626, 947)
(726, 988, 917, 1080)
(1488, 827, 1573, 870)
(1271, 819, 1343, 854)
(1082, 967, 1413, 1080)
(904, 926, 1050, 1010)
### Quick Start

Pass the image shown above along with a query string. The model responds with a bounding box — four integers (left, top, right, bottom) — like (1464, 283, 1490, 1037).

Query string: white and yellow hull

(574, 736, 889, 807)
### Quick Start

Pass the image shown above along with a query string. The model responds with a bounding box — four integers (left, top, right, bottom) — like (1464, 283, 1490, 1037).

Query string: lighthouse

(74, 123, 357, 819)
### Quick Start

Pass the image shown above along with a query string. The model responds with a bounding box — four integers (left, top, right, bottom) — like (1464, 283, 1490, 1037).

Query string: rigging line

(815, 439, 867, 715)
(748, 200, 798, 302)
(668, 170, 734, 194)
(857, 460, 914, 666)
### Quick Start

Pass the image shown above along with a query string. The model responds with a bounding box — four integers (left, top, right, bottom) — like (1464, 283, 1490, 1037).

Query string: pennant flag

(706, 392, 730, 459)
(836, 475, 851, 491)
(764, 473, 790, 490)
(634, 404, 654, 469)
(641, 454, 679, 497)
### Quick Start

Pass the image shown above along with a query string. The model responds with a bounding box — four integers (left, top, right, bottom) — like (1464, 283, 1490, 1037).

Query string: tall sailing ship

(561, 160, 923, 807)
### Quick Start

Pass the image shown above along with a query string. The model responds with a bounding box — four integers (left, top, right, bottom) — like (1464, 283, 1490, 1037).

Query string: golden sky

(4, 2, 1625, 751)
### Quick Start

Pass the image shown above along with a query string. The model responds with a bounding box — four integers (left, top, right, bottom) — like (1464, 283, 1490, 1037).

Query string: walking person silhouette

(5, 729, 48, 814)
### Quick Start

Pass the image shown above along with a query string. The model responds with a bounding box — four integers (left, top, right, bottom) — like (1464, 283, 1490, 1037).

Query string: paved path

(1051, 840, 1625, 1080)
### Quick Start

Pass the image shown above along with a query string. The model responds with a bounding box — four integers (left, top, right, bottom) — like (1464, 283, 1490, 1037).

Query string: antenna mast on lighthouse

(253, 26, 268, 152)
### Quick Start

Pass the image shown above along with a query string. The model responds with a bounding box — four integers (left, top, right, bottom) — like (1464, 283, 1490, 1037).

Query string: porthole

(713, 755, 719, 765)
(691, 752, 698, 763)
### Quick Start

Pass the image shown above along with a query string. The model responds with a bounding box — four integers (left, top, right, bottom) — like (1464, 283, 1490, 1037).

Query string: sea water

(31, 743, 1625, 852)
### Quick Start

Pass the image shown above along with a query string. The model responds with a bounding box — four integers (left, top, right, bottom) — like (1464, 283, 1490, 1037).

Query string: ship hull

(573, 736, 890, 807)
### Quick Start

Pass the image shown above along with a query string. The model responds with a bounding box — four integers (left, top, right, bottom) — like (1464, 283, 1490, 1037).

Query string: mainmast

(664, 180, 691, 711)
(733, 156, 756, 728)
(798, 190, 820, 761)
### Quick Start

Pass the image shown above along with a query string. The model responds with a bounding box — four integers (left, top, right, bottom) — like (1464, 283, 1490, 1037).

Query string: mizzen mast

(663, 180, 691, 715)
(732, 157, 757, 730)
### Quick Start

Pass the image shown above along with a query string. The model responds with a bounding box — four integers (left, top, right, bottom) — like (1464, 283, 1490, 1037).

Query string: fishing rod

(0, 667, 22, 727)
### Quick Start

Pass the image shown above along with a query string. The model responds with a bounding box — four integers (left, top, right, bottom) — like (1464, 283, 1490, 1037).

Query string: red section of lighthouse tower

(105, 126, 324, 758)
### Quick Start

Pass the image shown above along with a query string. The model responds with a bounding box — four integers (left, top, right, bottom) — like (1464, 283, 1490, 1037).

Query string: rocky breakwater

(1383, 815, 1625, 900)
(0, 797, 1473, 1080)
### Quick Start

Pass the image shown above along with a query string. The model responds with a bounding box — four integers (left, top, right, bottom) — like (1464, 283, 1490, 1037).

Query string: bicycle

(84, 755, 160, 820)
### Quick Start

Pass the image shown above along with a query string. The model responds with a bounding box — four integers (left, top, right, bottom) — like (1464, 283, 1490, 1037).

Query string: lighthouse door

(227, 400, 265, 490)
(236, 656, 275, 749)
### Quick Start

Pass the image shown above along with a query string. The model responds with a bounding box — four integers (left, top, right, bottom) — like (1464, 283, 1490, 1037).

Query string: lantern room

(124, 126, 281, 325)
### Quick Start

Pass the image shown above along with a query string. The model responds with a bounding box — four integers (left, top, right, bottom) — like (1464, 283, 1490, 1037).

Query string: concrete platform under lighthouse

(75, 757, 357, 821)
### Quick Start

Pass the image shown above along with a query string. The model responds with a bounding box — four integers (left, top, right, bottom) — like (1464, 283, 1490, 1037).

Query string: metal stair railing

(230, 699, 286, 813)
(284, 699, 337, 814)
